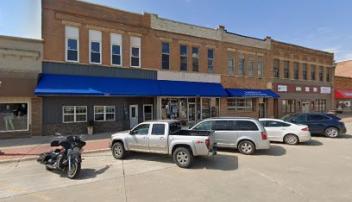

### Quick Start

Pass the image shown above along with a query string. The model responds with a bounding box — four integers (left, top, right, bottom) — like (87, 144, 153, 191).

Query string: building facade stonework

(38, 0, 334, 135)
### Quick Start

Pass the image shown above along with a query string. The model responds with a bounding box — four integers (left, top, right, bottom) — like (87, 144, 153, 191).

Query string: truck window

(131, 124, 150, 135)
(151, 124, 166, 135)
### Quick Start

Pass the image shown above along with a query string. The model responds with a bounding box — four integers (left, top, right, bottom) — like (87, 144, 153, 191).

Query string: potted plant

(87, 120, 94, 135)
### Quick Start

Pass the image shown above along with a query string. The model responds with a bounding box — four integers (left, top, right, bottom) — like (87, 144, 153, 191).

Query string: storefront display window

(0, 103, 28, 132)
(316, 99, 327, 112)
(227, 98, 254, 112)
(160, 97, 219, 125)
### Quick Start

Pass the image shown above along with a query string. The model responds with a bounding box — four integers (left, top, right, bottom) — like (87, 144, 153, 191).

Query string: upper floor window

(161, 42, 170, 70)
(284, 61, 290, 79)
(89, 30, 102, 64)
(247, 57, 255, 77)
(326, 68, 331, 82)
(319, 66, 324, 81)
(65, 26, 79, 62)
(257, 56, 264, 78)
(227, 53, 234, 75)
(208, 48, 214, 73)
(302, 63, 308, 80)
(273, 59, 280, 78)
(192, 47, 199, 72)
(294, 62, 299, 80)
(130, 36, 141, 67)
(310, 64, 316, 80)
(111, 33, 122, 66)
(180, 45, 188, 71)
(239, 54, 245, 76)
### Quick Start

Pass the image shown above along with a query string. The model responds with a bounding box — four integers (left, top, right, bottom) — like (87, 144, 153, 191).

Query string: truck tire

(173, 147, 193, 168)
(112, 142, 126, 159)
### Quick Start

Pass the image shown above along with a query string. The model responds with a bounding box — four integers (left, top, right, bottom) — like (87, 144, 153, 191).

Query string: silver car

(191, 117, 270, 155)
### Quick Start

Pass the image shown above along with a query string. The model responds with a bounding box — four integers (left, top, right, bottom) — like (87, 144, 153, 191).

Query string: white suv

(191, 117, 270, 155)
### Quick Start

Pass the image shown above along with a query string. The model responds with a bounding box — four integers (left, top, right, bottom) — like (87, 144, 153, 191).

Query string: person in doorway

(3, 105, 15, 131)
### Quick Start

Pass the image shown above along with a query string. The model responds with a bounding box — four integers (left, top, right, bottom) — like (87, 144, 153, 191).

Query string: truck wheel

(112, 142, 126, 159)
(173, 147, 193, 168)
(238, 140, 255, 155)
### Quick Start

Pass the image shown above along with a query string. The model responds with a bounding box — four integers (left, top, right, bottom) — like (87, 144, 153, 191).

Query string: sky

(0, 0, 351, 62)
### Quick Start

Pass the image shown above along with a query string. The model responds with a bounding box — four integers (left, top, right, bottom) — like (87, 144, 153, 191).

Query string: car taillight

(261, 132, 268, 140)
(301, 127, 309, 131)
(205, 138, 210, 149)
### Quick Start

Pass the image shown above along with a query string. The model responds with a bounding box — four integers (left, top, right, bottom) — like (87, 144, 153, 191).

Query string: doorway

(259, 103, 266, 118)
(188, 102, 196, 126)
(129, 105, 138, 128)
(302, 102, 310, 113)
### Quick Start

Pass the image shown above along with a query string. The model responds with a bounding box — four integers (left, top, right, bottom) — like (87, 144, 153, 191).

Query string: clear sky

(0, 0, 351, 61)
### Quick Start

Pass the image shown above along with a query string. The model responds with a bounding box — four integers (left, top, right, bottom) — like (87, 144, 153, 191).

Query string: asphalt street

(1, 123, 352, 202)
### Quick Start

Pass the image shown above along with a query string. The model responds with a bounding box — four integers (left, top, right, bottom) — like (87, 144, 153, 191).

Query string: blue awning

(226, 88, 279, 98)
(35, 74, 227, 97)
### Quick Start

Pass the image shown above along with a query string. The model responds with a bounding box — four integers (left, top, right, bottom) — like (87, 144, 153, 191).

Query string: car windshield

(169, 122, 182, 135)
(281, 113, 297, 121)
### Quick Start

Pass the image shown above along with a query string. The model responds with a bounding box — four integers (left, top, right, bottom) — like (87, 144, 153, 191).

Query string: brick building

(271, 41, 335, 117)
(37, 0, 334, 135)
(0, 35, 43, 138)
(335, 60, 352, 111)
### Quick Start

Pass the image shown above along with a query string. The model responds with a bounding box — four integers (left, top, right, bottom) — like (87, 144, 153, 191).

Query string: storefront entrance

(129, 105, 138, 128)
(302, 102, 310, 113)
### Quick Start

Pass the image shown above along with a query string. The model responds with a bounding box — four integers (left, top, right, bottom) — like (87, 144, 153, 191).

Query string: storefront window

(161, 97, 219, 125)
(316, 99, 327, 112)
(227, 98, 254, 112)
(0, 103, 28, 132)
(282, 99, 295, 113)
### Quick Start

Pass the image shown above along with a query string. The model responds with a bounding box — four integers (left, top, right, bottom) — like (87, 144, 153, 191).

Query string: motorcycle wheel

(66, 161, 81, 179)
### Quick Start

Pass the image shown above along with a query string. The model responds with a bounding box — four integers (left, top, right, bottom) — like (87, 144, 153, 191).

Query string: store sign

(278, 85, 288, 92)
(296, 87, 302, 92)
(305, 87, 310, 92)
(321, 87, 331, 94)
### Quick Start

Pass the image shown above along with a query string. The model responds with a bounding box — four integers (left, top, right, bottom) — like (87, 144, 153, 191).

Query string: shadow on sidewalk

(78, 165, 111, 180)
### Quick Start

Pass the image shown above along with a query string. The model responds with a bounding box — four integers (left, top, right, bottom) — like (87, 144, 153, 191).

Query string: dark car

(282, 113, 346, 138)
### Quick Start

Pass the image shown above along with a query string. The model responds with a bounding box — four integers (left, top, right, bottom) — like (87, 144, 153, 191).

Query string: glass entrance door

(188, 103, 196, 126)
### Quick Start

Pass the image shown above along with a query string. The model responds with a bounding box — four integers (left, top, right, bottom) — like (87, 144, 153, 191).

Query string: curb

(0, 148, 110, 164)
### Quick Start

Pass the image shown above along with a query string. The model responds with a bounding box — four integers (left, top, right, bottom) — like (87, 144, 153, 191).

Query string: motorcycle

(37, 133, 86, 179)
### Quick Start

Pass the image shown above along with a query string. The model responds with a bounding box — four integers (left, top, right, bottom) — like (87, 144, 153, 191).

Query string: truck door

(148, 123, 168, 154)
(128, 123, 150, 151)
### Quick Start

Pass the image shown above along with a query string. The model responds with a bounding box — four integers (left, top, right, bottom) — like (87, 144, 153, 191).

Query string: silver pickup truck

(110, 120, 216, 168)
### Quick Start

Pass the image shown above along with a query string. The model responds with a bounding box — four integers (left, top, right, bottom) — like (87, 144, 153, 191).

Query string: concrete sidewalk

(0, 133, 112, 163)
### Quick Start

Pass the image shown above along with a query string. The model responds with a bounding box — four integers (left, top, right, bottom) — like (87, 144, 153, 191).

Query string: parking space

(0, 122, 352, 202)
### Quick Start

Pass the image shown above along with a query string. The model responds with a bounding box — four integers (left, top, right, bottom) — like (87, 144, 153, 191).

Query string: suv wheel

(173, 147, 193, 168)
(284, 134, 299, 145)
(325, 127, 339, 138)
(112, 142, 126, 159)
(238, 140, 255, 155)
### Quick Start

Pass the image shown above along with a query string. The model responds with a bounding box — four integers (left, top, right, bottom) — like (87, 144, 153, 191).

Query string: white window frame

(257, 56, 264, 78)
(0, 101, 30, 133)
(65, 26, 79, 63)
(94, 106, 115, 122)
(143, 104, 153, 121)
(111, 33, 122, 67)
(207, 48, 215, 73)
(130, 36, 141, 68)
(89, 30, 102, 64)
(161, 41, 170, 70)
(62, 106, 87, 123)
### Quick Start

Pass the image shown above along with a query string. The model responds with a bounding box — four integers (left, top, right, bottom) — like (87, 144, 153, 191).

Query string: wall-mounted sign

(278, 85, 288, 92)
(321, 87, 331, 94)
(305, 87, 310, 92)
(296, 87, 302, 92)
(313, 87, 318, 92)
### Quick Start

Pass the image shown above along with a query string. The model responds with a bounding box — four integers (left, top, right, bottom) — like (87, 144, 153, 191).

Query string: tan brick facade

(41, 0, 334, 119)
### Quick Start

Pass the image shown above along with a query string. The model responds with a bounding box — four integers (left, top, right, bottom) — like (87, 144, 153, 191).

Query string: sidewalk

(0, 133, 112, 163)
